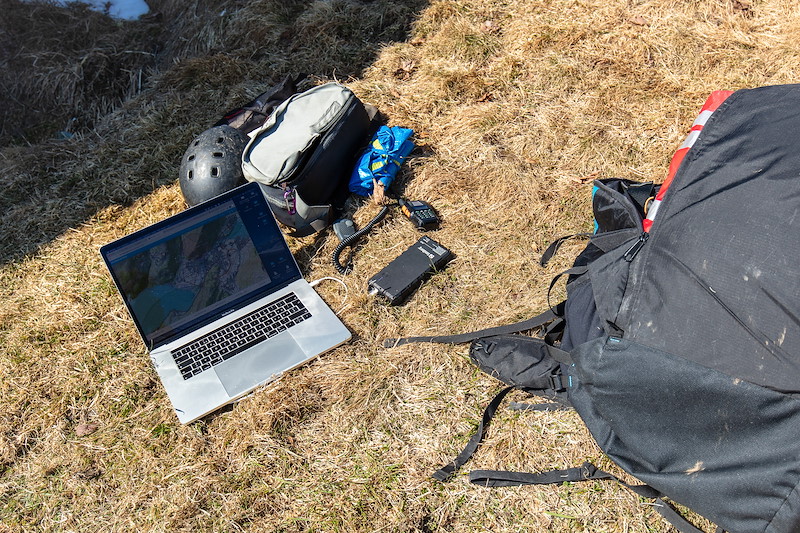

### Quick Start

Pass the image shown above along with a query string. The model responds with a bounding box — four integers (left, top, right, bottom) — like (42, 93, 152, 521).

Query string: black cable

(332, 204, 392, 274)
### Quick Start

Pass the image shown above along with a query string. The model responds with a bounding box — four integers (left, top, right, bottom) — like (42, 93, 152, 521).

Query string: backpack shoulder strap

(432, 386, 516, 482)
(383, 303, 564, 348)
(432, 385, 714, 533)
(470, 466, 710, 533)
(431, 382, 572, 483)
(384, 260, 595, 349)
(539, 232, 593, 267)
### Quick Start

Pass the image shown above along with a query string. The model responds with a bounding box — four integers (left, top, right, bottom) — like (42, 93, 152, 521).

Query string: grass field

(2, 0, 799, 530)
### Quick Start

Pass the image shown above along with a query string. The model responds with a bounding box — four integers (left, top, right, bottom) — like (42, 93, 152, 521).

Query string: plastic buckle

(581, 462, 597, 480)
(548, 373, 565, 392)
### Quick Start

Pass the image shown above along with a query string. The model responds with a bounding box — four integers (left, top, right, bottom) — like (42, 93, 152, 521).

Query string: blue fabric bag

(349, 126, 414, 196)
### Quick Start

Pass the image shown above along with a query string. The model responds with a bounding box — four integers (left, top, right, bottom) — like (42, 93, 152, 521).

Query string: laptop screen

(101, 183, 301, 349)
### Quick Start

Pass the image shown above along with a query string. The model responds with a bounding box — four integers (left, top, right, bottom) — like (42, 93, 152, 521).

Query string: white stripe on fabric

(691, 109, 714, 129)
(678, 129, 702, 150)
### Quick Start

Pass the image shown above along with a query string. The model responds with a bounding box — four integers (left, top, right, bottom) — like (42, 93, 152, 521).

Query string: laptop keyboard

(172, 293, 312, 380)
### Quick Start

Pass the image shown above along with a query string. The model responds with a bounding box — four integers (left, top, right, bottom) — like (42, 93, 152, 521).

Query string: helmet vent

(187, 170, 193, 180)
(213, 152, 224, 158)
(216, 137, 224, 143)
(211, 167, 220, 177)
(187, 154, 195, 161)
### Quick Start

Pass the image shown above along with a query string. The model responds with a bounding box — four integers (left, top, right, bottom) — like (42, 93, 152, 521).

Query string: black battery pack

(368, 236, 454, 305)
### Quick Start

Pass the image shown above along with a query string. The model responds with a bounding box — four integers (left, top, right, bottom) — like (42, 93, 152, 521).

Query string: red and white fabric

(643, 91, 734, 232)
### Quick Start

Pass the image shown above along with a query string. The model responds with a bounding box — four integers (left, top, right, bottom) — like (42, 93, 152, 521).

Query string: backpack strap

(470, 461, 658, 495)
(469, 461, 647, 489)
(508, 401, 570, 412)
(546, 265, 589, 314)
(468, 466, 707, 532)
(539, 233, 593, 267)
(654, 499, 714, 533)
(431, 382, 573, 483)
(383, 303, 565, 348)
(434, 390, 713, 533)
(589, 227, 641, 253)
(384, 263, 594, 349)
(538, 228, 640, 267)
(432, 386, 516, 482)
(215, 74, 304, 134)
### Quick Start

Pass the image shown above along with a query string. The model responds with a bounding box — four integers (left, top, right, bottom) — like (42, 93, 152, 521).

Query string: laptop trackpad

(214, 334, 308, 397)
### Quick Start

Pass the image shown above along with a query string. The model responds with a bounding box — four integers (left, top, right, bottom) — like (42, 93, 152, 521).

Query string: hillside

(2, 0, 799, 531)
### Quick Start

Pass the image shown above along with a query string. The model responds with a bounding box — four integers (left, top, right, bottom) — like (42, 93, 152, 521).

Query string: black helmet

(179, 125, 249, 207)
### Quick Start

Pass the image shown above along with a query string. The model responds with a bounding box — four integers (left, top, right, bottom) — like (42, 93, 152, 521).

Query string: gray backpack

(242, 82, 372, 237)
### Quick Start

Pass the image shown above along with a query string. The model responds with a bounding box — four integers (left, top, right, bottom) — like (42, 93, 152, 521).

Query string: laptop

(100, 182, 351, 423)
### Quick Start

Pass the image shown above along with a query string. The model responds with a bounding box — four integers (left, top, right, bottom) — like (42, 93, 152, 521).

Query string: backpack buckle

(548, 373, 565, 392)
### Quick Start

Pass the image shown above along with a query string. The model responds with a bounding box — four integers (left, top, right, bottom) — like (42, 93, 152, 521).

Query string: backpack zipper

(623, 231, 649, 262)
(283, 185, 297, 215)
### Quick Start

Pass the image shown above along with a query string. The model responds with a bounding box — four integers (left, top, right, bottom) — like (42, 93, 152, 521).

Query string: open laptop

(100, 182, 351, 423)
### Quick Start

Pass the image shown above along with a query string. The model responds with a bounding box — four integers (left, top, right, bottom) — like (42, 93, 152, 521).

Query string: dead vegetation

(1, 0, 799, 531)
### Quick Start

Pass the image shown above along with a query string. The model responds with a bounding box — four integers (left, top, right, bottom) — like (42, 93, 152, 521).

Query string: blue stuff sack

(349, 126, 414, 196)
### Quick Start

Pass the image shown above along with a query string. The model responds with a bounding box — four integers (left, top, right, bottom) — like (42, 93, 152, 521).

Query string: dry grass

(1, 0, 798, 531)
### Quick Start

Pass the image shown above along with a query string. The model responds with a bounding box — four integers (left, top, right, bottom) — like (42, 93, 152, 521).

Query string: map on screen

(112, 210, 270, 337)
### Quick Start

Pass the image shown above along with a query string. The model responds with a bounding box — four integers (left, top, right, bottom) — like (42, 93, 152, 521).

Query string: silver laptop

(100, 182, 351, 423)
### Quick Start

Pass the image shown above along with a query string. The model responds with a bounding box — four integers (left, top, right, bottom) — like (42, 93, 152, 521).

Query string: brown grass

(1, 0, 798, 531)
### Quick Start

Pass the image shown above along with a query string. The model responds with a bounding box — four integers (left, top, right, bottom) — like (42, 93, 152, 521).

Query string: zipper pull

(283, 186, 297, 215)
(623, 232, 649, 262)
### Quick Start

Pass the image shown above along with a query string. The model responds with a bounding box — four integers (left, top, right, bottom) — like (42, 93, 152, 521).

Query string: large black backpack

(385, 84, 800, 533)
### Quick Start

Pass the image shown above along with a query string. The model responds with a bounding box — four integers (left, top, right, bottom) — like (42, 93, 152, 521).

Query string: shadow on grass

(0, 0, 429, 266)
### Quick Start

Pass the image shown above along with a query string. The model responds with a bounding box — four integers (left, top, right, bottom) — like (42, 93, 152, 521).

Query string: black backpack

(385, 84, 800, 533)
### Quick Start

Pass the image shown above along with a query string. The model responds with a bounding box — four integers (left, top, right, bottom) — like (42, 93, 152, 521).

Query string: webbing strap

(589, 227, 641, 253)
(384, 304, 564, 348)
(546, 343, 573, 366)
(546, 265, 589, 314)
(654, 498, 710, 533)
(539, 228, 641, 267)
(539, 233, 593, 267)
(431, 388, 714, 532)
(469, 464, 710, 533)
(432, 386, 515, 482)
(470, 461, 622, 488)
(432, 386, 574, 483)
(469, 460, 658, 497)
(508, 401, 570, 412)
(542, 316, 565, 345)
